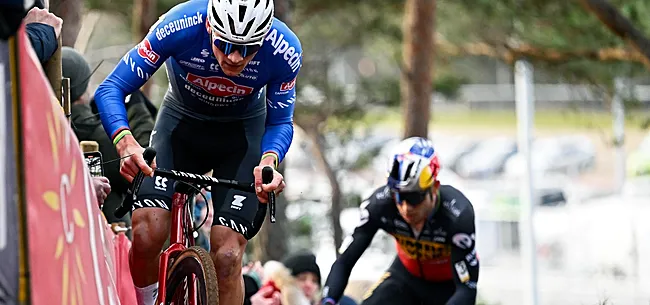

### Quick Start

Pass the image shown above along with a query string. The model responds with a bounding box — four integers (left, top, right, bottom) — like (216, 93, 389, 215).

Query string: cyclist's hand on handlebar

(254, 163, 285, 204)
(115, 134, 156, 182)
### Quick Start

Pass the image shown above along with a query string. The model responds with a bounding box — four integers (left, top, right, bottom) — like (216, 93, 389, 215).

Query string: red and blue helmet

(386, 137, 441, 193)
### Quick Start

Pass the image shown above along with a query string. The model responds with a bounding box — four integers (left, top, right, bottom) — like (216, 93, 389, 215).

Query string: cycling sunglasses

(211, 32, 262, 57)
(393, 189, 431, 206)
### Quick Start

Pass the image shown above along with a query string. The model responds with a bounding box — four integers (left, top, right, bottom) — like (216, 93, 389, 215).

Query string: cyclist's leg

(208, 113, 266, 305)
(360, 258, 419, 305)
(130, 103, 212, 305)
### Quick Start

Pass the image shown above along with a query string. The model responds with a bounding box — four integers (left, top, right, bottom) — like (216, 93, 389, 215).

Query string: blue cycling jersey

(94, 0, 302, 162)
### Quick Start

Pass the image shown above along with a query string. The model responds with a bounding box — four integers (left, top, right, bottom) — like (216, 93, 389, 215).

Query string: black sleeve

(321, 199, 379, 304)
(243, 273, 260, 305)
(446, 204, 479, 305)
(25, 23, 57, 64)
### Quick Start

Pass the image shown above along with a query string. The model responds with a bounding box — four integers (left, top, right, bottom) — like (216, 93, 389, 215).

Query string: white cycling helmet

(207, 0, 274, 44)
(386, 137, 441, 193)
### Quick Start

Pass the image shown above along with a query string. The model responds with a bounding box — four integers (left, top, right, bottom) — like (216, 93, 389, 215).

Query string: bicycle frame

(114, 147, 276, 305)
(156, 191, 198, 305)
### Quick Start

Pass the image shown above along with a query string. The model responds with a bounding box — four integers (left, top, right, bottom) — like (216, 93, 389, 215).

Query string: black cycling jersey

(322, 185, 479, 305)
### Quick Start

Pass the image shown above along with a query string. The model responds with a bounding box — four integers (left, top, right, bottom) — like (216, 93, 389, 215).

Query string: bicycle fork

(156, 192, 195, 305)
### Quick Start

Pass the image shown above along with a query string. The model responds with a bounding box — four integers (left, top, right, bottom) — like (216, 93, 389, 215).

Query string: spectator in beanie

(243, 252, 358, 305)
(62, 46, 155, 234)
(282, 252, 357, 305)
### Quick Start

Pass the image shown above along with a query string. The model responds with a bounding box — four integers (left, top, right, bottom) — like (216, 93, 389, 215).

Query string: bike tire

(165, 246, 219, 305)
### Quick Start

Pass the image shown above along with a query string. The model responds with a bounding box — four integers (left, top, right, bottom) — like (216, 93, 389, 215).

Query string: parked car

(504, 135, 596, 178)
(455, 137, 518, 179)
(431, 136, 479, 172)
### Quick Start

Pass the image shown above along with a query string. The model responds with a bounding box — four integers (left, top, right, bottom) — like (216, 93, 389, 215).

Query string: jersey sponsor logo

(265, 28, 301, 73)
(393, 234, 451, 260)
(191, 57, 205, 63)
(230, 195, 246, 210)
(465, 248, 478, 266)
(209, 63, 220, 72)
(443, 199, 461, 217)
(122, 53, 152, 81)
(280, 77, 296, 91)
(217, 216, 248, 237)
(452, 233, 473, 249)
(393, 219, 409, 230)
(454, 261, 470, 283)
(183, 84, 244, 106)
(133, 198, 169, 210)
(137, 39, 160, 66)
(155, 11, 204, 40)
(358, 206, 370, 227)
(266, 96, 295, 109)
(179, 60, 205, 70)
(238, 73, 258, 80)
(186, 73, 254, 97)
(201, 49, 211, 58)
(154, 176, 168, 191)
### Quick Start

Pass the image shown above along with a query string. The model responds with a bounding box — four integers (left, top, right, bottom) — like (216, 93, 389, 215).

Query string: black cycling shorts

(133, 94, 265, 240)
(361, 257, 456, 305)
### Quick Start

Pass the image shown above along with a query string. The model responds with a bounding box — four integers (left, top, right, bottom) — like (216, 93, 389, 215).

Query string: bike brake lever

(261, 166, 276, 223)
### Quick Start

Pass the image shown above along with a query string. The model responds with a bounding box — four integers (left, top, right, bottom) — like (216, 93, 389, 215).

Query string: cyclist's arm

(447, 205, 479, 305)
(262, 44, 302, 166)
(93, 12, 184, 142)
(125, 93, 155, 147)
(321, 200, 378, 305)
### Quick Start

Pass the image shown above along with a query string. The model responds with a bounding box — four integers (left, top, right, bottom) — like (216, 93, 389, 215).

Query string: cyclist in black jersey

(320, 137, 479, 305)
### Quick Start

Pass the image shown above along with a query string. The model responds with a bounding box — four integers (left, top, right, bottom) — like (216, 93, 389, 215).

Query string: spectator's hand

(250, 286, 281, 305)
(92, 176, 111, 204)
(243, 261, 265, 279)
(23, 7, 62, 38)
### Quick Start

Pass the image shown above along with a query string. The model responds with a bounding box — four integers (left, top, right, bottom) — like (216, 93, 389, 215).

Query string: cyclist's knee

(210, 225, 247, 280)
(131, 208, 170, 257)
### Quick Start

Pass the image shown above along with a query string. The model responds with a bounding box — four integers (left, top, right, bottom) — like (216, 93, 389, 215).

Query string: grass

(360, 108, 650, 132)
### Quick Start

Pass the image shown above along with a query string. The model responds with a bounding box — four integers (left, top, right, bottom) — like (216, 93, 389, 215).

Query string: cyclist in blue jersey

(93, 0, 302, 304)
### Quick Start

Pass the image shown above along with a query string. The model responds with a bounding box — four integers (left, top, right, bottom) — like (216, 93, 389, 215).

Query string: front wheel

(165, 246, 219, 305)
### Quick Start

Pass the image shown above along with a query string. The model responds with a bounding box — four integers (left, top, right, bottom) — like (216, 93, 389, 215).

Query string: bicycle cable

(85, 153, 135, 168)
(178, 181, 210, 234)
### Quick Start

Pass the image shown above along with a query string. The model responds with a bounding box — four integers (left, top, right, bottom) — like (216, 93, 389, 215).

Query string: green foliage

(434, 74, 469, 100)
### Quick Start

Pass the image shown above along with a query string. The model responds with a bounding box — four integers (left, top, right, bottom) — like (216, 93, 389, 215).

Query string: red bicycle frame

(156, 191, 198, 305)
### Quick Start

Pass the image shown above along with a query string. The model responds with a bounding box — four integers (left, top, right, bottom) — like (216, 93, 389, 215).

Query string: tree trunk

(50, 0, 83, 47)
(304, 127, 344, 258)
(400, 0, 435, 139)
(578, 0, 650, 69)
(132, 0, 157, 97)
(251, 161, 289, 263)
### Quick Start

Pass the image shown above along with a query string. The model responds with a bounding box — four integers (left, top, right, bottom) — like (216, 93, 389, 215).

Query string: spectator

(0, 0, 49, 40)
(62, 46, 155, 236)
(23, 6, 62, 64)
(244, 252, 358, 305)
(93, 176, 112, 205)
